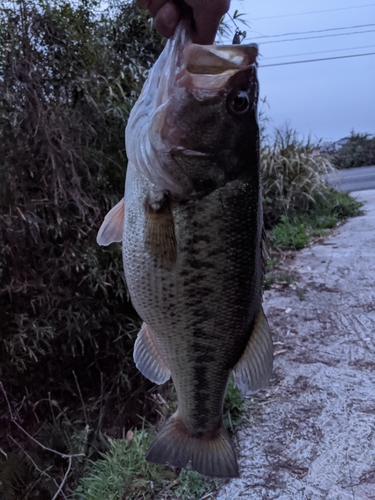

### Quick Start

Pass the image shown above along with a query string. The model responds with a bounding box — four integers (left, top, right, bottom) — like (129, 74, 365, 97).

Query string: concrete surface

(216, 190, 375, 500)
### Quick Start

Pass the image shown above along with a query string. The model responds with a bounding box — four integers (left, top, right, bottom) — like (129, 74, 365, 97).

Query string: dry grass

(261, 127, 336, 226)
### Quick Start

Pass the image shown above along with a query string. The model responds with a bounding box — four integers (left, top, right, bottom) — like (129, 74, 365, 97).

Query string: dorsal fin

(96, 199, 124, 246)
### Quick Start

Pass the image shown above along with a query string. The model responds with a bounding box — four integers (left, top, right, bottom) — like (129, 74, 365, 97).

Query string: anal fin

(96, 199, 124, 246)
(234, 307, 273, 397)
(133, 322, 171, 385)
(146, 413, 238, 478)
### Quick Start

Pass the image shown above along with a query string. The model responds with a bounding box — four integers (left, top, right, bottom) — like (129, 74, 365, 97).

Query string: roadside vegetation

(0, 1, 366, 498)
(261, 127, 363, 250)
(330, 132, 375, 169)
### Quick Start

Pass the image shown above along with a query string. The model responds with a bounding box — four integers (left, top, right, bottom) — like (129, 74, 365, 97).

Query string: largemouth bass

(97, 24, 273, 478)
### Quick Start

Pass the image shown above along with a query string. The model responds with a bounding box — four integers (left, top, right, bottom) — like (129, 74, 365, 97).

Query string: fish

(97, 23, 273, 478)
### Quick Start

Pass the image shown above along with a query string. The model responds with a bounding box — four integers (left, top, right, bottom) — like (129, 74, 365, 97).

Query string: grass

(261, 126, 336, 227)
(74, 434, 217, 500)
(173, 470, 216, 500)
(74, 429, 163, 500)
(223, 377, 245, 435)
(268, 190, 363, 251)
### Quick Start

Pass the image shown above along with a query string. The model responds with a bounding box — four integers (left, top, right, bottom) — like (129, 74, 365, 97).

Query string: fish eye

(228, 91, 250, 115)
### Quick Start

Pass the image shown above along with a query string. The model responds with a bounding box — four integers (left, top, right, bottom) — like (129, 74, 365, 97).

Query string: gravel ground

(216, 190, 375, 500)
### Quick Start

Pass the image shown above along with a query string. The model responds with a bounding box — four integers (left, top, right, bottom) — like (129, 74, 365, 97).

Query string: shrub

(0, 0, 163, 494)
(331, 131, 375, 169)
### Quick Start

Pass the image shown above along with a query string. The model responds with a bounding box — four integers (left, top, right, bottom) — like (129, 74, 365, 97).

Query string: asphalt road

(325, 164, 375, 192)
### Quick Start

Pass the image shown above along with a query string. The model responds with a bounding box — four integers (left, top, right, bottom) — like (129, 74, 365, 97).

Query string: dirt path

(216, 190, 375, 500)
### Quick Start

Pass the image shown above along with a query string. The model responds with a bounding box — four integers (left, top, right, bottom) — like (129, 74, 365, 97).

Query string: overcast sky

(225, 0, 375, 143)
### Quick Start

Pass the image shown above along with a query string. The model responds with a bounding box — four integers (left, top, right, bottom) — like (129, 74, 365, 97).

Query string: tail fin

(146, 413, 238, 478)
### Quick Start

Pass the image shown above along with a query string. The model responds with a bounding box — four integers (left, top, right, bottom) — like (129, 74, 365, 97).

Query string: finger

(153, 2, 181, 38)
(189, 0, 231, 44)
(137, 0, 168, 18)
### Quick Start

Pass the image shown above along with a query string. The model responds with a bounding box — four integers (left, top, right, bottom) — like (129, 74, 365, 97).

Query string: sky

(224, 0, 375, 143)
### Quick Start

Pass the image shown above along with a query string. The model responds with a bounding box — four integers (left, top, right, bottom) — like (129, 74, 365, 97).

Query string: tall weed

(261, 126, 336, 227)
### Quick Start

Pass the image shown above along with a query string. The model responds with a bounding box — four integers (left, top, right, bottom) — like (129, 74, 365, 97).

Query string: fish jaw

(125, 21, 259, 197)
(162, 63, 259, 160)
(158, 51, 259, 196)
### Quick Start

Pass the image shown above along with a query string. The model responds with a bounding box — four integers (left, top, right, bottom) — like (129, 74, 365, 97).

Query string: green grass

(74, 429, 163, 500)
(73, 380, 244, 500)
(271, 216, 309, 250)
(268, 190, 363, 250)
(223, 377, 245, 434)
(173, 470, 216, 499)
(73, 429, 218, 500)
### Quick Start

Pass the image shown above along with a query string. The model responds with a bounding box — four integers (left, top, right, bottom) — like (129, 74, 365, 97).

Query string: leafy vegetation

(268, 189, 363, 251)
(331, 132, 375, 169)
(75, 430, 162, 499)
(0, 0, 164, 497)
(74, 429, 217, 500)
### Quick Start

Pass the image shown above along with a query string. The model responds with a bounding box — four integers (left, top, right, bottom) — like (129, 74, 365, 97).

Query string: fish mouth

(177, 43, 258, 92)
(185, 43, 258, 74)
(171, 148, 212, 157)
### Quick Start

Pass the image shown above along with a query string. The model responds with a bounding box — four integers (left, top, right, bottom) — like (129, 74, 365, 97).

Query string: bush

(0, 0, 164, 495)
(331, 131, 375, 169)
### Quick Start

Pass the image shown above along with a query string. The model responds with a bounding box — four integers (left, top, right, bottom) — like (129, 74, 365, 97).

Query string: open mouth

(176, 43, 258, 92)
(184, 43, 258, 75)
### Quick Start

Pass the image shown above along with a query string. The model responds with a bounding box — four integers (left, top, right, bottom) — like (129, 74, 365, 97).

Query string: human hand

(138, 0, 231, 44)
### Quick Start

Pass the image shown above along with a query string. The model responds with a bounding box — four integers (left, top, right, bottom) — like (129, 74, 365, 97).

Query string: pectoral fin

(96, 199, 124, 246)
(133, 322, 171, 385)
(145, 194, 177, 263)
(233, 307, 273, 397)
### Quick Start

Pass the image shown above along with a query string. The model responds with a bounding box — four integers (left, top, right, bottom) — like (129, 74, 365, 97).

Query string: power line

(260, 29, 375, 45)
(261, 44, 375, 61)
(251, 23, 375, 40)
(250, 4, 375, 21)
(259, 51, 375, 67)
